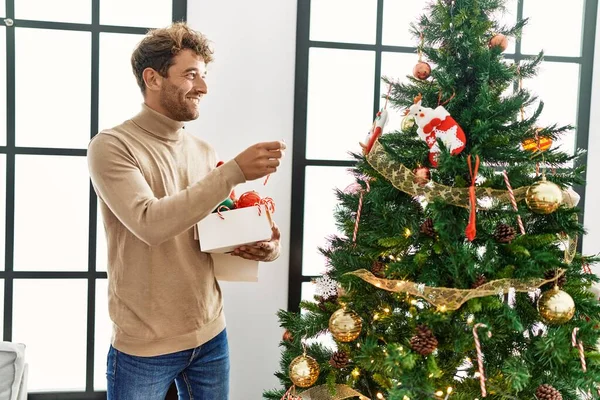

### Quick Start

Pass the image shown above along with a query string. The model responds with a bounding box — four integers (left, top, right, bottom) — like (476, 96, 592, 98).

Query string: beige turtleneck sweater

(87, 104, 246, 356)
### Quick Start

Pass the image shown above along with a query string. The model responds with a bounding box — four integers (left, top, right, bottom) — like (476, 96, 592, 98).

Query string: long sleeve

(88, 132, 246, 246)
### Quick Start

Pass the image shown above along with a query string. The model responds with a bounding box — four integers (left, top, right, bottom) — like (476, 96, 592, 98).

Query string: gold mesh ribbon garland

(345, 269, 565, 310)
(365, 140, 528, 209)
(298, 384, 370, 400)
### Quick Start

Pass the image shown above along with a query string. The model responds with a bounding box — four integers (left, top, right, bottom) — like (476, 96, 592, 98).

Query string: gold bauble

(525, 178, 563, 214)
(289, 354, 320, 388)
(538, 287, 575, 325)
(329, 308, 362, 342)
(401, 115, 415, 132)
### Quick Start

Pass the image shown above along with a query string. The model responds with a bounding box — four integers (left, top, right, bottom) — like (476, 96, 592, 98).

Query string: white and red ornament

(406, 94, 466, 167)
(360, 109, 389, 154)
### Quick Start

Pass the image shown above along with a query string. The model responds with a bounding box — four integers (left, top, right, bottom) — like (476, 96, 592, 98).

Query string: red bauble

(489, 33, 508, 51)
(283, 330, 293, 342)
(236, 190, 262, 208)
(413, 62, 431, 80)
(413, 166, 431, 187)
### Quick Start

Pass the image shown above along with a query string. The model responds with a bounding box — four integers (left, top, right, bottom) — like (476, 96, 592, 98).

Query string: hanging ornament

(420, 218, 435, 237)
(572, 327, 587, 373)
(360, 109, 389, 155)
(493, 223, 516, 243)
(401, 114, 416, 132)
(370, 261, 386, 278)
(360, 85, 391, 154)
(289, 354, 320, 388)
(535, 384, 563, 400)
(329, 308, 363, 342)
(329, 350, 349, 368)
(543, 270, 566, 288)
(502, 170, 526, 235)
(406, 93, 466, 167)
(525, 178, 563, 214)
(413, 165, 431, 186)
(489, 33, 508, 51)
(472, 274, 487, 289)
(410, 325, 438, 356)
(282, 330, 294, 342)
(413, 61, 431, 80)
(522, 136, 553, 152)
(538, 287, 575, 325)
(235, 190, 262, 208)
(314, 275, 338, 300)
(465, 155, 480, 241)
(472, 323, 492, 398)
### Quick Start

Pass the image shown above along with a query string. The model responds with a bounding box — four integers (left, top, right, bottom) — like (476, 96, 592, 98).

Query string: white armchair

(0, 342, 27, 400)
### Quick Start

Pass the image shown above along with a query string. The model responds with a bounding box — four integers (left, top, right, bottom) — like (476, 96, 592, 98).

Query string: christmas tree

(265, 1, 600, 399)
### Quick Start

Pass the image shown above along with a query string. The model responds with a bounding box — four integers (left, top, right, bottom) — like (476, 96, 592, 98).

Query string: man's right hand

(234, 141, 286, 181)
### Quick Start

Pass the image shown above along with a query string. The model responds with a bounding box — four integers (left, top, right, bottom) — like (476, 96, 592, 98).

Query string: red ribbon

(465, 155, 480, 241)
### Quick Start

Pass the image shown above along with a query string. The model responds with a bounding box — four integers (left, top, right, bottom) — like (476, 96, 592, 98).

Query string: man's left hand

(233, 224, 281, 262)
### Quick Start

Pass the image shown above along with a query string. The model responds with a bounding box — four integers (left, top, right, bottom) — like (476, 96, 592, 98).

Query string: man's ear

(142, 68, 162, 92)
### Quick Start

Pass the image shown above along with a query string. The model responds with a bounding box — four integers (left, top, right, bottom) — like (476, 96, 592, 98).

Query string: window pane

(306, 48, 375, 160)
(523, 62, 579, 157)
(382, 0, 424, 47)
(14, 155, 89, 271)
(99, 33, 144, 131)
(0, 27, 5, 147)
(15, 0, 90, 23)
(94, 278, 110, 391)
(379, 52, 417, 135)
(15, 28, 91, 148)
(0, 155, 4, 271)
(302, 166, 356, 276)
(100, 0, 172, 28)
(13, 279, 87, 391)
(310, 0, 377, 44)
(97, 200, 108, 272)
(0, 0, 4, 17)
(0, 281, 4, 339)
(522, 0, 584, 57)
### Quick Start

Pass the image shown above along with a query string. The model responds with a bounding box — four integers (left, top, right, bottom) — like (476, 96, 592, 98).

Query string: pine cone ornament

(494, 223, 517, 243)
(472, 274, 487, 288)
(544, 270, 566, 288)
(410, 325, 438, 356)
(371, 261, 386, 278)
(329, 350, 349, 368)
(420, 218, 435, 237)
(535, 384, 562, 400)
(317, 294, 338, 311)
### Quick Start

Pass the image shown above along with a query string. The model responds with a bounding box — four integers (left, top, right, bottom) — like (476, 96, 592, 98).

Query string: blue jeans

(107, 329, 229, 400)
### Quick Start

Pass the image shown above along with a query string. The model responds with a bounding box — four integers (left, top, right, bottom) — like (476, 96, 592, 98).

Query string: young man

(87, 22, 284, 399)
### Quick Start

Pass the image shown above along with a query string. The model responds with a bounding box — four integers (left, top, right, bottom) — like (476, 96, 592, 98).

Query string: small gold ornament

(401, 115, 415, 132)
(412, 61, 431, 80)
(525, 178, 563, 214)
(489, 33, 508, 51)
(329, 308, 362, 342)
(289, 354, 320, 388)
(538, 287, 575, 325)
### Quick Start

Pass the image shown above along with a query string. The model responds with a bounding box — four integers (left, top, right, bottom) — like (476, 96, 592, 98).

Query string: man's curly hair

(131, 22, 213, 95)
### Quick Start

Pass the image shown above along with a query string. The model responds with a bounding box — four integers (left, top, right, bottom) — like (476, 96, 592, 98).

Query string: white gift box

(197, 204, 273, 253)
(211, 253, 259, 282)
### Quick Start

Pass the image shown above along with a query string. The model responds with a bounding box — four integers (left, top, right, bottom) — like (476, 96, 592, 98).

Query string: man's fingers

(261, 141, 286, 151)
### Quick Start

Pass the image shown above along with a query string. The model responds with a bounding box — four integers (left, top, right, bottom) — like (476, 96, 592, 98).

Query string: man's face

(158, 49, 208, 122)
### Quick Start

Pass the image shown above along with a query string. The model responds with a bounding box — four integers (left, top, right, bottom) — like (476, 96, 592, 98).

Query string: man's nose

(196, 77, 208, 94)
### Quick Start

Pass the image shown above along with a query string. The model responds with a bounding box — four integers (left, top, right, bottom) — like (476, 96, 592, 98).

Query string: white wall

(187, 1, 297, 399)
(584, 6, 600, 271)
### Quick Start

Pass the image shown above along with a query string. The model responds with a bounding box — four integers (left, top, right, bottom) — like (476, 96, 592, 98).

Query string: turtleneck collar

(131, 103, 185, 142)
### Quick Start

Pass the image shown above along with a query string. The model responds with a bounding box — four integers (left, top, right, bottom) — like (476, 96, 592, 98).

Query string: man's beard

(159, 81, 199, 122)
